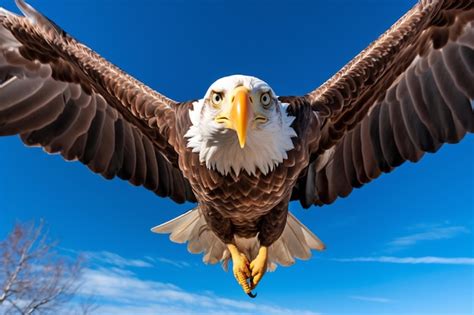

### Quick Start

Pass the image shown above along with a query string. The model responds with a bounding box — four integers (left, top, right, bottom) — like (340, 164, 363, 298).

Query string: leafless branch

(0, 221, 95, 314)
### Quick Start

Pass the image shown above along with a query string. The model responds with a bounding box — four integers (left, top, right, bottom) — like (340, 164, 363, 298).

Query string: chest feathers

(184, 99, 297, 176)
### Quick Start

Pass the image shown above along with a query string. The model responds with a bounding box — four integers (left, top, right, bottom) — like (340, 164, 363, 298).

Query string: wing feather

(292, 1, 473, 207)
(0, 2, 196, 203)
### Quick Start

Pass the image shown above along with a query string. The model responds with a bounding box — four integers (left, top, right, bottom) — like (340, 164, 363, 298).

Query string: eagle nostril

(216, 116, 229, 124)
(254, 116, 268, 123)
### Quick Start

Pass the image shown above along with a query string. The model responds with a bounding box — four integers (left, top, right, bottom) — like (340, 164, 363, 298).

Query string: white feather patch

(184, 75, 297, 176)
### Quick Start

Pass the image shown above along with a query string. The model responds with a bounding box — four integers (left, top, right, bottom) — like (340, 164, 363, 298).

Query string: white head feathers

(185, 75, 297, 176)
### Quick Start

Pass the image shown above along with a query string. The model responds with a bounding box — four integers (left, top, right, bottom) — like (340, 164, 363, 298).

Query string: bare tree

(0, 221, 92, 315)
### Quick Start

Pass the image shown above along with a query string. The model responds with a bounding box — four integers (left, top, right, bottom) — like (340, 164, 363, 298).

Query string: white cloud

(78, 267, 321, 315)
(386, 225, 469, 251)
(145, 255, 191, 268)
(83, 251, 154, 268)
(73, 250, 192, 270)
(335, 256, 474, 265)
(350, 295, 392, 303)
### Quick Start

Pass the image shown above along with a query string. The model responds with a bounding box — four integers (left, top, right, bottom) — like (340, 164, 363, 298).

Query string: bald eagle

(0, 0, 472, 297)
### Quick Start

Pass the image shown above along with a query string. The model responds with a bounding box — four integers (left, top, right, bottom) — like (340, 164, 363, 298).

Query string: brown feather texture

(0, 0, 195, 204)
(293, 0, 473, 208)
(0, 0, 472, 272)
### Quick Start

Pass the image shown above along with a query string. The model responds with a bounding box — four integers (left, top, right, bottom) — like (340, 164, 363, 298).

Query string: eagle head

(185, 75, 297, 176)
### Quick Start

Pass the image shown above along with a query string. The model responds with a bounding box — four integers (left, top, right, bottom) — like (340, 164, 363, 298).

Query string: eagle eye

(211, 91, 224, 107)
(260, 92, 272, 108)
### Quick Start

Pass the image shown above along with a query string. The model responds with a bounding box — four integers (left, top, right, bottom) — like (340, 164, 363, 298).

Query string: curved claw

(235, 272, 252, 295)
(246, 276, 257, 298)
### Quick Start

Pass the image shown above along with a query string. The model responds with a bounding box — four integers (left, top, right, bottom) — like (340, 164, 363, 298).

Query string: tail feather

(268, 237, 294, 267)
(152, 209, 200, 244)
(284, 218, 311, 259)
(152, 209, 325, 272)
(152, 210, 195, 235)
(170, 213, 201, 243)
(152, 208, 227, 266)
(292, 214, 326, 250)
(203, 237, 226, 264)
(267, 213, 325, 271)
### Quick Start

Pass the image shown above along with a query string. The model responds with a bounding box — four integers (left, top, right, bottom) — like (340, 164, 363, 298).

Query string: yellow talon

(249, 246, 268, 289)
(227, 244, 256, 296)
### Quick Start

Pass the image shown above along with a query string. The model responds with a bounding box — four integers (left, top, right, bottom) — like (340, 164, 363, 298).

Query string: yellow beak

(230, 87, 252, 148)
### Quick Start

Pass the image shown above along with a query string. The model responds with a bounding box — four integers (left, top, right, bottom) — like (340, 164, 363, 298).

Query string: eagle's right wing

(0, 1, 195, 203)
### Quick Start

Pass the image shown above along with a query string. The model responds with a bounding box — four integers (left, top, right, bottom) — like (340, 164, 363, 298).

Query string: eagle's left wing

(291, 0, 473, 207)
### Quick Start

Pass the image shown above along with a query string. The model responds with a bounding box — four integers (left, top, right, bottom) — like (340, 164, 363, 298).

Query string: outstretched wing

(0, 1, 195, 203)
(291, 0, 473, 207)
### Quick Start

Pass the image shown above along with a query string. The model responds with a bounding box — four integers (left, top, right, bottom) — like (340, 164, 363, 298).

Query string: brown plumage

(291, 0, 474, 207)
(0, 0, 472, 295)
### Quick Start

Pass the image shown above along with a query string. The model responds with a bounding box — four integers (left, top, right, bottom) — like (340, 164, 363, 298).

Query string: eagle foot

(227, 244, 256, 297)
(249, 246, 268, 290)
(233, 253, 252, 294)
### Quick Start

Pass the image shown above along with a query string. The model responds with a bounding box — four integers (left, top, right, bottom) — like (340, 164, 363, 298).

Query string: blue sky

(0, 0, 473, 314)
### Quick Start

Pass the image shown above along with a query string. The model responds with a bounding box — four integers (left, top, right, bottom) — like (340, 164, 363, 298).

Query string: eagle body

(0, 0, 473, 296)
(172, 98, 317, 243)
